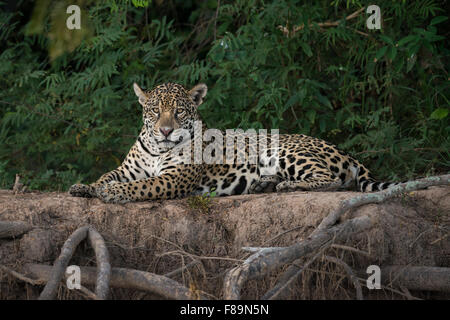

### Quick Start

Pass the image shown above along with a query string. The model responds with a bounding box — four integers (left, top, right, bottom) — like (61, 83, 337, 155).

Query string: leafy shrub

(0, 0, 448, 190)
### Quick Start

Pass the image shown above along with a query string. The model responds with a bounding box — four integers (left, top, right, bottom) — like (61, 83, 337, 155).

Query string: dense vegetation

(0, 0, 448, 191)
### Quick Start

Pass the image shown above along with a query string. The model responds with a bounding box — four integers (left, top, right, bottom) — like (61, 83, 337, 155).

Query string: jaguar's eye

(176, 108, 184, 115)
(152, 108, 159, 114)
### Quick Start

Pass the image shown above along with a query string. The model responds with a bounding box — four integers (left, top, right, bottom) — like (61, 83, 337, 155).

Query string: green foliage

(187, 189, 216, 214)
(0, 0, 448, 190)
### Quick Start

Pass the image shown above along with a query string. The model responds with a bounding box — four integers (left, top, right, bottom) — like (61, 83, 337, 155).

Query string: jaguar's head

(133, 82, 207, 152)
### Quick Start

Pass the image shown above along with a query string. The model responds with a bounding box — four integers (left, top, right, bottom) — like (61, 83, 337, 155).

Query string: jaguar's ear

(133, 83, 147, 106)
(189, 83, 208, 107)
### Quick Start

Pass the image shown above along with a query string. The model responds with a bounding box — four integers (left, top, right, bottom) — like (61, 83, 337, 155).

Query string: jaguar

(69, 82, 398, 203)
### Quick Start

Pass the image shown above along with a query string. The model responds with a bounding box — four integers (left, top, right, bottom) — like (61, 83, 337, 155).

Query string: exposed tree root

(223, 215, 374, 299)
(87, 227, 111, 299)
(17, 225, 204, 300)
(314, 174, 450, 234)
(223, 175, 450, 300)
(26, 263, 208, 300)
(375, 266, 450, 292)
(0, 174, 448, 300)
(0, 221, 33, 239)
(37, 226, 112, 300)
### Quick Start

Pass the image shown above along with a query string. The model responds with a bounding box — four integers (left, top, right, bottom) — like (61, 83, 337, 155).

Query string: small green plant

(187, 188, 217, 214)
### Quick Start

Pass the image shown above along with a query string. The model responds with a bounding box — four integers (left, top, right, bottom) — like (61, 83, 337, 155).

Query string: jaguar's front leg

(69, 164, 132, 198)
(69, 178, 120, 199)
(68, 183, 97, 198)
(96, 172, 199, 204)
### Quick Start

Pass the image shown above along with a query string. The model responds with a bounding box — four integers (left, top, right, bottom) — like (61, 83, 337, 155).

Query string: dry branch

(163, 260, 202, 278)
(324, 255, 363, 300)
(330, 244, 372, 258)
(13, 174, 27, 194)
(0, 221, 33, 239)
(313, 174, 450, 235)
(278, 7, 365, 37)
(0, 265, 45, 286)
(26, 263, 207, 300)
(266, 175, 450, 299)
(225, 175, 449, 299)
(77, 285, 100, 300)
(262, 248, 326, 300)
(223, 215, 374, 299)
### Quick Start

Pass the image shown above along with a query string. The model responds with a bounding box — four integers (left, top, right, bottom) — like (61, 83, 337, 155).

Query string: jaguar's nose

(160, 126, 174, 138)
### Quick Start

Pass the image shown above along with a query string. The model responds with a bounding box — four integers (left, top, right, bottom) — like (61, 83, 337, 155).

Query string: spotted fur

(69, 82, 398, 203)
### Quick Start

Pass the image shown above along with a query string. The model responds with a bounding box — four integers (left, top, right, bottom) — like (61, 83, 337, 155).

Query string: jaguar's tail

(353, 163, 400, 192)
